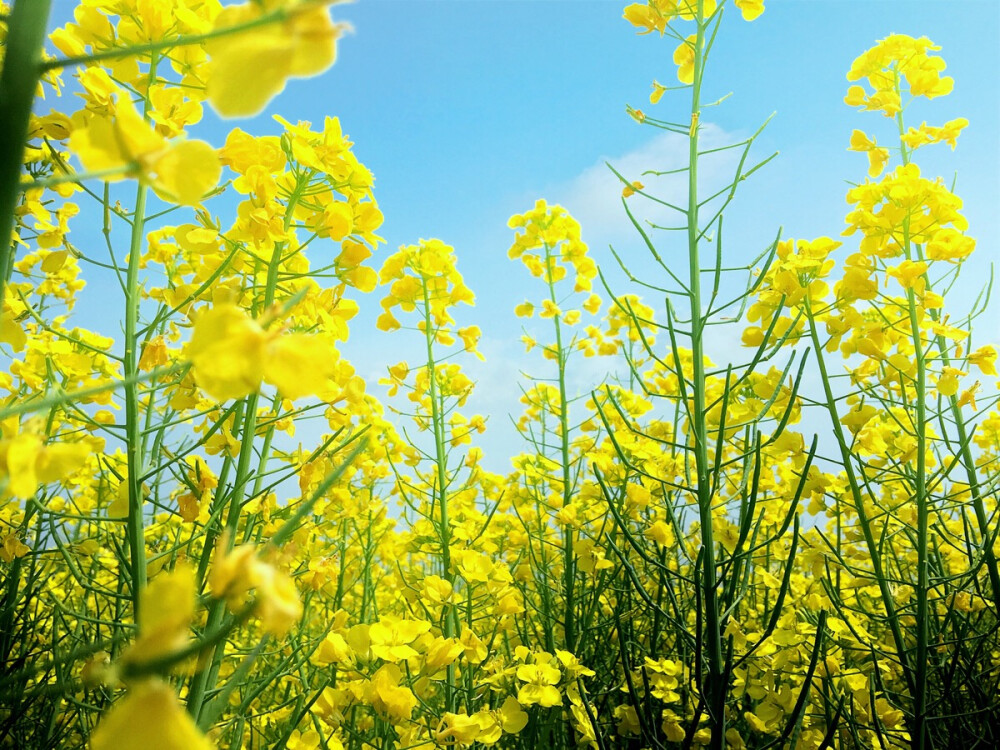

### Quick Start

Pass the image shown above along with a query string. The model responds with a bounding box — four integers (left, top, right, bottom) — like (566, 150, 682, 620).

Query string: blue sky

(43, 1, 1000, 472)
(302, 0, 998, 467)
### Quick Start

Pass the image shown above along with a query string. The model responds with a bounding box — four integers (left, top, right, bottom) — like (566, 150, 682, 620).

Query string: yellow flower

(70, 97, 219, 205)
(741, 326, 764, 347)
(925, 227, 975, 262)
(844, 85, 867, 107)
(968, 346, 998, 376)
(122, 564, 197, 666)
(138, 336, 169, 371)
(263, 333, 339, 400)
(376, 310, 401, 332)
(253, 563, 304, 637)
(622, 180, 644, 198)
(623, 3, 665, 35)
(315, 632, 354, 665)
(421, 574, 454, 605)
(457, 325, 484, 360)
(539, 299, 562, 319)
(578, 294, 599, 316)
(89, 680, 213, 750)
(435, 712, 484, 745)
(516, 661, 562, 707)
(673, 35, 697, 85)
(369, 617, 431, 662)
(677, 0, 717, 19)
(286, 730, 321, 750)
(848, 129, 889, 177)
(0, 310, 27, 351)
(734, 0, 765, 21)
(0, 534, 30, 563)
(650, 80, 667, 104)
(936, 366, 965, 397)
(206, 3, 342, 117)
(886, 260, 927, 292)
(0, 430, 89, 500)
(957, 382, 980, 410)
(187, 304, 340, 402)
(187, 305, 267, 401)
(208, 536, 302, 636)
(499, 697, 529, 733)
(422, 637, 465, 671)
(615, 705, 641, 736)
(366, 664, 417, 720)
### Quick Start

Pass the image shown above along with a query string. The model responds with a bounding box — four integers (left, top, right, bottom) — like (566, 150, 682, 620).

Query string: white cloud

(546, 123, 744, 252)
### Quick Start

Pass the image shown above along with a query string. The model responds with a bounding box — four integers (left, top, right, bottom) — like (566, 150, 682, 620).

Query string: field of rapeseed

(0, 1, 997, 748)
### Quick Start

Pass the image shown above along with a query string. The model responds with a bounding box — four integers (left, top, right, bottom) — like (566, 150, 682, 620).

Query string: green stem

(684, 11, 726, 750)
(543, 240, 576, 653)
(123, 181, 150, 623)
(0, 0, 53, 312)
(122, 54, 161, 624)
(420, 278, 458, 713)
(894, 79, 929, 749)
(804, 307, 916, 703)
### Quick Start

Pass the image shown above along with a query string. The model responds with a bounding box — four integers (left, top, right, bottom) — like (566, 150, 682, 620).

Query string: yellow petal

(263, 334, 337, 401)
(151, 140, 221, 205)
(4, 434, 42, 499)
(107, 482, 130, 519)
(125, 564, 197, 664)
(142, 564, 196, 638)
(68, 114, 129, 175)
(0, 312, 27, 352)
(35, 442, 90, 484)
(187, 305, 267, 401)
(288, 8, 339, 77)
(207, 30, 294, 118)
(114, 96, 169, 159)
(89, 680, 214, 750)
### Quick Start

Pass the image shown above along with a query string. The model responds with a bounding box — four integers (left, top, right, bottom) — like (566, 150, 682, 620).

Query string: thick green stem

(895, 86, 929, 749)
(685, 12, 725, 749)
(903, 270, 930, 750)
(421, 280, 458, 713)
(122, 55, 161, 623)
(805, 309, 916, 702)
(0, 0, 53, 312)
(543, 241, 576, 653)
(123, 182, 149, 622)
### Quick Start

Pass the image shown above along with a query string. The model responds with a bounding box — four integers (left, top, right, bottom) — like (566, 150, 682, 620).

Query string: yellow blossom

(206, 3, 342, 118)
(968, 346, 997, 376)
(650, 80, 667, 103)
(734, 0, 765, 21)
(622, 180, 644, 198)
(673, 35, 697, 85)
(186, 304, 267, 401)
(369, 617, 432, 662)
(187, 304, 341, 402)
(516, 661, 562, 707)
(89, 680, 213, 750)
(70, 97, 219, 205)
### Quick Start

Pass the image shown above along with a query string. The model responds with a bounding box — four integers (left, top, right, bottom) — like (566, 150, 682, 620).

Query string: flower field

(0, 1, 998, 748)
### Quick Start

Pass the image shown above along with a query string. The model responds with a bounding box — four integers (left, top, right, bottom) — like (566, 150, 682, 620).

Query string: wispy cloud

(544, 123, 744, 252)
